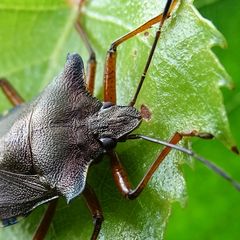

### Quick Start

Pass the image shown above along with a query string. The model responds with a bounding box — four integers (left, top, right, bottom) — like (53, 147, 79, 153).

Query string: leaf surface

(167, 0, 240, 239)
(0, 0, 235, 239)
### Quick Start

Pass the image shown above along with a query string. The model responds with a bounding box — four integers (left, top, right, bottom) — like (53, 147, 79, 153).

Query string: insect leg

(109, 131, 212, 199)
(82, 184, 104, 240)
(33, 199, 58, 240)
(0, 78, 24, 106)
(75, 2, 96, 95)
(103, 0, 178, 103)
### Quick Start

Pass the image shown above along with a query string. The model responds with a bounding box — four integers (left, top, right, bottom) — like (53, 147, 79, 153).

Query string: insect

(0, 0, 239, 239)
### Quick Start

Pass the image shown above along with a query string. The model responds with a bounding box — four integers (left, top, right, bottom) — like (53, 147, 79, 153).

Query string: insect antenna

(126, 134, 240, 192)
(129, 0, 173, 107)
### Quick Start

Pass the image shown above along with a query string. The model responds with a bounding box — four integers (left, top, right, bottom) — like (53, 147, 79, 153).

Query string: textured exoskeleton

(0, 53, 141, 223)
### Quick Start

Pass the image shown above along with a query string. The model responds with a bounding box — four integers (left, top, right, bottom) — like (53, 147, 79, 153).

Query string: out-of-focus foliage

(166, 0, 240, 239)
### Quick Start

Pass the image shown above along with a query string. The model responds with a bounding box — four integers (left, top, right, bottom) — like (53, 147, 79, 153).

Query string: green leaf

(194, 0, 221, 8)
(167, 0, 240, 239)
(0, 0, 235, 239)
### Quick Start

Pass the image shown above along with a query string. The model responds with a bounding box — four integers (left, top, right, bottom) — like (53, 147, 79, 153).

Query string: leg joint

(92, 213, 104, 227)
(127, 192, 136, 200)
(93, 214, 104, 222)
(89, 52, 96, 62)
(109, 43, 117, 53)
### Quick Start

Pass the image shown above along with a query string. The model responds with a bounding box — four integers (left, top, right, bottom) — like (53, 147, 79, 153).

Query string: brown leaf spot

(140, 104, 151, 121)
(231, 146, 239, 155)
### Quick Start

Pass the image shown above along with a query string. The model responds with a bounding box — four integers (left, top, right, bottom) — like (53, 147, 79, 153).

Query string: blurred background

(167, 0, 240, 239)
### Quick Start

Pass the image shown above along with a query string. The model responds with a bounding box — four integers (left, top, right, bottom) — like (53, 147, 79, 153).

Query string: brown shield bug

(0, 0, 239, 239)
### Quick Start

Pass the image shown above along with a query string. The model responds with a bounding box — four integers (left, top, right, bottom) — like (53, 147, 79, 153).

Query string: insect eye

(99, 137, 117, 150)
(101, 102, 114, 110)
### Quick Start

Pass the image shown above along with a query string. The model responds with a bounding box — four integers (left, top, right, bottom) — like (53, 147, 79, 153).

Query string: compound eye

(99, 137, 117, 150)
(101, 102, 114, 110)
